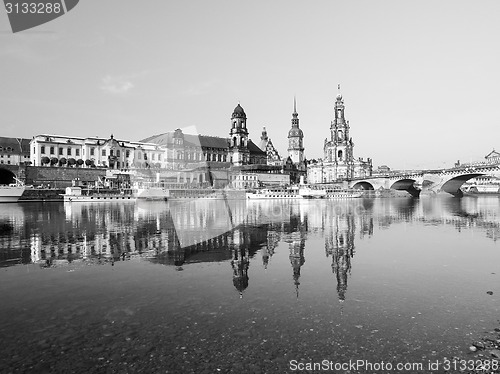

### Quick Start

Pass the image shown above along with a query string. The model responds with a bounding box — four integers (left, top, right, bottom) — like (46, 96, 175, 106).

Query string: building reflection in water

(286, 210, 307, 298)
(325, 209, 355, 303)
(1, 197, 500, 299)
(231, 228, 250, 298)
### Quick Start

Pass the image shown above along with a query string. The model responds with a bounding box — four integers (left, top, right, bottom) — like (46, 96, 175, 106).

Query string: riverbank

(451, 322, 500, 374)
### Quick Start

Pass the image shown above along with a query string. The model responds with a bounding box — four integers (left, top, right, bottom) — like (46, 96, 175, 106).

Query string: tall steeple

(288, 97, 304, 164)
(259, 126, 268, 151)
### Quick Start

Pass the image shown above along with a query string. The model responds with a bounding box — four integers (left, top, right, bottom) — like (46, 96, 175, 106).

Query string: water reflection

(1, 196, 500, 301)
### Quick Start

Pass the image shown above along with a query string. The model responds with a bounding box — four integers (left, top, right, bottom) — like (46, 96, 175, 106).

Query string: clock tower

(287, 98, 304, 164)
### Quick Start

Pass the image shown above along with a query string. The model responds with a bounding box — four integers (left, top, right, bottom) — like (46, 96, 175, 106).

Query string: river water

(0, 196, 499, 373)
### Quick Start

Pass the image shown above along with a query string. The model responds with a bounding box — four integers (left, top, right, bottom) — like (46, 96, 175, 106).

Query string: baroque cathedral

(307, 91, 372, 184)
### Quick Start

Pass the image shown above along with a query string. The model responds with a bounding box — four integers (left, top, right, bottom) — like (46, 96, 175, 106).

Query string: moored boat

(246, 185, 363, 200)
(62, 186, 136, 202)
(133, 186, 169, 201)
(462, 184, 500, 195)
(246, 187, 301, 199)
(0, 179, 26, 203)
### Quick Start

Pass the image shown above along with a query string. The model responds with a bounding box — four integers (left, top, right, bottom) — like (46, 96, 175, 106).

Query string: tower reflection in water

(1, 197, 500, 301)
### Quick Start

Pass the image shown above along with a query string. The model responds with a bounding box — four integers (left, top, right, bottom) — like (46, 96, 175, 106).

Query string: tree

(59, 158, 67, 166)
(85, 159, 92, 167)
(67, 158, 76, 167)
(41, 157, 50, 166)
(77, 159, 84, 167)
(50, 157, 58, 166)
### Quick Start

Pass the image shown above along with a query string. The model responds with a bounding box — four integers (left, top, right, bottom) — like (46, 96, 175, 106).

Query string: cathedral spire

(288, 97, 304, 164)
(291, 97, 299, 123)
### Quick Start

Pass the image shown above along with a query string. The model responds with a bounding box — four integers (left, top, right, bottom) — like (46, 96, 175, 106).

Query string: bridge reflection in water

(1, 196, 499, 302)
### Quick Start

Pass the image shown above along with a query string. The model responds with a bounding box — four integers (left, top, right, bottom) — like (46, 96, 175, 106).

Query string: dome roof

(288, 127, 303, 138)
(232, 103, 246, 119)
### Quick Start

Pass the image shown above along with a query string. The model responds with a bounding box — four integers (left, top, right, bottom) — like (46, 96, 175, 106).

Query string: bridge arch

(441, 173, 484, 196)
(389, 178, 421, 197)
(0, 168, 16, 185)
(390, 178, 417, 190)
(352, 181, 374, 190)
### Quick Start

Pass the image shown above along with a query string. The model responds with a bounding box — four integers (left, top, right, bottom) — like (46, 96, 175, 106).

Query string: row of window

(137, 152, 162, 161)
(0, 146, 14, 152)
(39, 146, 81, 157)
(0, 154, 29, 158)
(37, 146, 135, 158)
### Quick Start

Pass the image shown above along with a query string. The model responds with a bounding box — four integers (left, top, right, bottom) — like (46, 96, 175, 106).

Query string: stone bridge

(349, 163, 500, 197)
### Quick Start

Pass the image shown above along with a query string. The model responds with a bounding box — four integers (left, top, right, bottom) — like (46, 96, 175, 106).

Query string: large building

(307, 92, 372, 184)
(30, 134, 163, 169)
(0, 137, 31, 166)
(143, 103, 295, 187)
(142, 104, 268, 169)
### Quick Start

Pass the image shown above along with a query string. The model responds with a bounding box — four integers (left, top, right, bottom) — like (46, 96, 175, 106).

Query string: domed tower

(288, 98, 304, 164)
(231, 247, 250, 298)
(229, 103, 250, 166)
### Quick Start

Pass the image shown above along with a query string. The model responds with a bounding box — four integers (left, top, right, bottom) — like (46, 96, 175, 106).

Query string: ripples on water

(0, 196, 499, 373)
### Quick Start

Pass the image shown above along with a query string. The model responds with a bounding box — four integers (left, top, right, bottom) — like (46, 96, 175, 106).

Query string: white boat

(246, 185, 363, 200)
(62, 186, 136, 202)
(462, 184, 500, 194)
(0, 185, 25, 203)
(0, 179, 26, 203)
(246, 187, 301, 199)
(298, 186, 327, 199)
(133, 187, 169, 201)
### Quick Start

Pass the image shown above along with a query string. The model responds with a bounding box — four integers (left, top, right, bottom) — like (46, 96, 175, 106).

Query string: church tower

(328, 87, 354, 179)
(259, 127, 268, 151)
(287, 98, 304, 164)
(229, 103, 249, 166)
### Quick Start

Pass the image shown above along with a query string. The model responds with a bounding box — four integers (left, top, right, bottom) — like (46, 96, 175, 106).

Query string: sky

(1, 0, 499, 170)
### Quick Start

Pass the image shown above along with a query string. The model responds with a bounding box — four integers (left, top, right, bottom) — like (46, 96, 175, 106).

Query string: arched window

(338, 150, 343, 160)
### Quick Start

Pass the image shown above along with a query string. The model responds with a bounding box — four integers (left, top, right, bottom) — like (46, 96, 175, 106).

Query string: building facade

(142, 104, 268, 170)
(30, 134, 163, 169)
(0, 137, 31, 166)
(307, 93, 372, 184)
